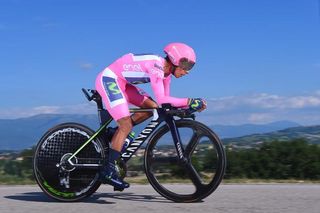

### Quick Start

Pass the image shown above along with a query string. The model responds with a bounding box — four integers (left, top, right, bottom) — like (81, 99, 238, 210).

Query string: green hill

(222, 125, 320, 148)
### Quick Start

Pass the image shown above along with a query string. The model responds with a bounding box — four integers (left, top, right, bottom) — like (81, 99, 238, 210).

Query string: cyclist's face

(174, 67, 189, 78)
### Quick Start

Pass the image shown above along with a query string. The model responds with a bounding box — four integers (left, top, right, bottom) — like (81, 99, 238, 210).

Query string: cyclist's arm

(163, 75, 171, 96)
(150, 75, 188, 107)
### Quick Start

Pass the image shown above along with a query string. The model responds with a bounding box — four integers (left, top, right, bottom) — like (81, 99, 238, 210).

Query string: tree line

(0, 139, 319, 183)
(225, 139, 320, 179)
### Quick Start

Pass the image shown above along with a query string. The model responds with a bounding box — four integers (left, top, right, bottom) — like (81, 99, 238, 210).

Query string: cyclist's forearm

(156, 95, 188, 107)
(151, 77, 188, 107)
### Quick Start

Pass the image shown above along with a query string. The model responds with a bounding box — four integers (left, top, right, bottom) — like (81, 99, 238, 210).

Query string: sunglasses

(178, 58, 195, 71)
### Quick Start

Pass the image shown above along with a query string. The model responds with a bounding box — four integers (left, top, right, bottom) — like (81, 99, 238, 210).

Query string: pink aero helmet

(164, 42, 196, 71)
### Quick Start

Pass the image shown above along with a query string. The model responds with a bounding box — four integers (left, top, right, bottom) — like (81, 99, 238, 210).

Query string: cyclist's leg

(111, 116, 132, 151)
(95, 69, 131, 188)
(125, 84, 158, 125)
(95, 69, 133, 148)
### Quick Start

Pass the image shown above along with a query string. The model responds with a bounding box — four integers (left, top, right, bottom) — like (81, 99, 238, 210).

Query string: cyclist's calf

(111, 116, 133, 151)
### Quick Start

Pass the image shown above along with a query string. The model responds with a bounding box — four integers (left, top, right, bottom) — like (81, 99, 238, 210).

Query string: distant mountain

(0, 114, 314, 151)
(211, 121, 300, 138)
(0, 114, 100, 150)
(222, 125, 320, 146)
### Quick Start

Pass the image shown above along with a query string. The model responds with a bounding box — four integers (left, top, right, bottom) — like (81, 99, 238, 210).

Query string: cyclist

(95, 42, 207, 190)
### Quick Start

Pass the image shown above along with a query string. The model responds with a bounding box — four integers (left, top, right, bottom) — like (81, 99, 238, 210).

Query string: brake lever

(184, 109, 196, 120)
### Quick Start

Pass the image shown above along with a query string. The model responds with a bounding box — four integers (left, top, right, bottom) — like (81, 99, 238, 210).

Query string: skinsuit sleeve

(148, 63, 188, 107)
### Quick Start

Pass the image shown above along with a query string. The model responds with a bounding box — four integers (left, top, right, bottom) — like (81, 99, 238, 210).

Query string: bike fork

(165, 117, 188, 164)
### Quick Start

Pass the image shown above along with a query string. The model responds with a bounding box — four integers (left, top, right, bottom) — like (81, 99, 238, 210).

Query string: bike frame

(67, 106, 188, 168)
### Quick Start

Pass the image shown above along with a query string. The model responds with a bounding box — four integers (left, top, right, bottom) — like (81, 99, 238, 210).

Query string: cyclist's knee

(142, 98, 158, 108)
(117, 116, 132, 134)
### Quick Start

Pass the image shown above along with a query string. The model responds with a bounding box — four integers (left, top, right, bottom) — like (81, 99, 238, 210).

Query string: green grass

(0, 174, 35, 185)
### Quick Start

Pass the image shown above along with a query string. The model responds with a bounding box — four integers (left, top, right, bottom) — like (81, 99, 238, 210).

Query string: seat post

(93, 93, 112, 125)
(82, 88, 112, 125)
(97, 109, 111, 125)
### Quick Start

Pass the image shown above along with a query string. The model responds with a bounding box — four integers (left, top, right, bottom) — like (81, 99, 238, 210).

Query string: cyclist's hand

(188, 98, 207, 112)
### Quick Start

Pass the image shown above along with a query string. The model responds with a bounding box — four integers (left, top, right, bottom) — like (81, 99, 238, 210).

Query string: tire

(33, 123, 106, 202)
(144, 119, 226, 202)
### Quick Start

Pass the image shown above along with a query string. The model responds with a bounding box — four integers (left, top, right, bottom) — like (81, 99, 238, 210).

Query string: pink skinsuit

(95, 53, 189, 121)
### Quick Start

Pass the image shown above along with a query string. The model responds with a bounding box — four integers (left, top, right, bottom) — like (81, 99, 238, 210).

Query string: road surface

(1, 184, 319, 213)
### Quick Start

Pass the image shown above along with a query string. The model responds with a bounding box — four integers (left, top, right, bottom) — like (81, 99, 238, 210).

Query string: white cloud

(208, 92, 320, 110)
(1, 91, 320, 126)
(80, 63, 94, 70)
(0, 103, 96, 119)
(33, 106, 60, 114)
(202, 92, 320, 125)
(248, 113, 275, 123)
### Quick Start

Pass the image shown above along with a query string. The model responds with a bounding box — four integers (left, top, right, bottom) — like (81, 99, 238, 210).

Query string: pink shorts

(95, 69, 150, 121)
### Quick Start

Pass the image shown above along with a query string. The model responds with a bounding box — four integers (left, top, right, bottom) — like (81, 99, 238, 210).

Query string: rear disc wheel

(33, 123, 106, 201)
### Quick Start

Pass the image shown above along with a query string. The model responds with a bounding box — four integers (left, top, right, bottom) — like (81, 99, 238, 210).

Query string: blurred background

(0, 0, 319, 183)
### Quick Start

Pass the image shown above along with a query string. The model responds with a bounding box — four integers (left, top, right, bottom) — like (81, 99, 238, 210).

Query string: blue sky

(0, 0, 320, 125)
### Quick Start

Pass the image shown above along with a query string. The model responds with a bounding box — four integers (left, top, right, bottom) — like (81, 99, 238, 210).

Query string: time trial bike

(33, 88, 226, 202)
